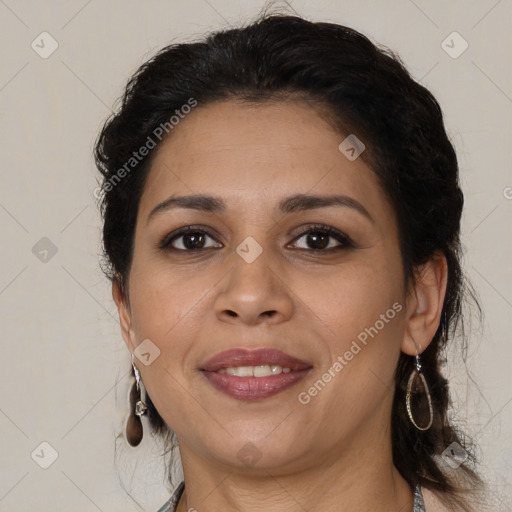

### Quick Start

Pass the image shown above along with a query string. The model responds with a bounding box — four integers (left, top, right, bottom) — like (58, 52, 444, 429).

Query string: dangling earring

(126, 354, 148, 447)
(406, 352, 433, 431)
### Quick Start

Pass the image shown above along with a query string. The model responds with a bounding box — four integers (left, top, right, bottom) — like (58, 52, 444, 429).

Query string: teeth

(227, 366, 253, 377)
(270, 365, 281, 375)
(216, 365, 292, 377)
(254, 365, 272, 377)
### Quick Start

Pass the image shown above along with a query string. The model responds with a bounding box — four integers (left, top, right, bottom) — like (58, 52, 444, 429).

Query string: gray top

(156, 481, 184, 512)
(157, 481, 426, 511)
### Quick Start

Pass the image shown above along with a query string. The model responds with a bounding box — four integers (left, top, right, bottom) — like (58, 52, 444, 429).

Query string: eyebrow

(146, 193, 374, 224)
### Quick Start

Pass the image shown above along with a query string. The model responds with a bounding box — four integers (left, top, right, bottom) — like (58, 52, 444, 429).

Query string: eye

(160, 223, 355, 253)
(160, 226, 222, 251)
(289, 224, 355, 251)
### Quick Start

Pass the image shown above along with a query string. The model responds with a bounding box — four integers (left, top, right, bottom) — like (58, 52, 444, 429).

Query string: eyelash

(159, 223, 356, 253)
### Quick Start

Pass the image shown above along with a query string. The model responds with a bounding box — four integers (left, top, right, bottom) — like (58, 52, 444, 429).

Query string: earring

(406, 352, 433, 431)
(126, 354, 148, 447)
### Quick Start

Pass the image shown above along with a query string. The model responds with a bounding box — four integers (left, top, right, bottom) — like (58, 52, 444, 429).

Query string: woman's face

(117, 99, 410, 474)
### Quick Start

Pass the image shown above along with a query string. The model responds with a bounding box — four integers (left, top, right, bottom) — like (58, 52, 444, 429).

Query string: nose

(214, 247, 294, 326)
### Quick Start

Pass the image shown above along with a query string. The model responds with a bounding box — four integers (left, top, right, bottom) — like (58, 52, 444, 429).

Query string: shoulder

(421, 486, 501, 512)
(156, 481, 185, 512)
(421, 488, 454, 512)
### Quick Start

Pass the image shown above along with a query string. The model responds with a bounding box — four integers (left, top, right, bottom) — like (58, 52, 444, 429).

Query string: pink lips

(200, 348, 312, 400)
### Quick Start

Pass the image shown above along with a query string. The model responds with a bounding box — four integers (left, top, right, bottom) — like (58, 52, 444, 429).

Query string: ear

(112, 275, 136, 353)
(401, 252, 448, 356)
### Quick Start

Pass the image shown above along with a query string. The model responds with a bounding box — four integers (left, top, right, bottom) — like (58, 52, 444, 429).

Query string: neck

(175, 431, 414, 512)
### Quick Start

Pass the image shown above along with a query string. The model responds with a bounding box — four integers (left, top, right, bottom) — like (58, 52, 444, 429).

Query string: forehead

(139, 100, 390, 219)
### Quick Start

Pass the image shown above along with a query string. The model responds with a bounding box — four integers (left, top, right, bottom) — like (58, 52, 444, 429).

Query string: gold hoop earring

(126, 354, 147, 447)
(406, 353, 433, 431)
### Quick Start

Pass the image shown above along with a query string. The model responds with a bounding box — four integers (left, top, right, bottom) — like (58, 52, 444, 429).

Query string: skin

(113, 99, 448, 512)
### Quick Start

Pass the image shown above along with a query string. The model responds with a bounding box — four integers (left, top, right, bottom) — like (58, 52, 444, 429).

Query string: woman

(94, 13, 491, 512)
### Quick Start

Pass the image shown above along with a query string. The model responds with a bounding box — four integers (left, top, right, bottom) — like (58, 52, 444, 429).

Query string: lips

(201, 348, 311, 372)
(200, 348, 312, 400)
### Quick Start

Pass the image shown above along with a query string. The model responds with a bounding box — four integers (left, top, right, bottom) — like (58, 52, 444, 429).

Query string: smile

(215, 365, 292, 376)
(200, 348, 312, 400)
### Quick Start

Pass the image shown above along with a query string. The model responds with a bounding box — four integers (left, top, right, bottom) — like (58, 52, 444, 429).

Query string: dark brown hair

(95, 13, 482, 509)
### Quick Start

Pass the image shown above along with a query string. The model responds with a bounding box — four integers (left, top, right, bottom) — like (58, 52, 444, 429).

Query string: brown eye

(161, 227, 223, 251)
(289, 224, 355, 251)
(174, 232, 208, 250)
(295, 231, 333, 250)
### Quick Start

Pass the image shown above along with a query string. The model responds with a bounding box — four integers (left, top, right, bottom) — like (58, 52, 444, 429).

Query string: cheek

(126, 264, 206, 423)
(306, 257, 402, 341)
(128, 257, 206, 337)
(305, 253, 404, 399)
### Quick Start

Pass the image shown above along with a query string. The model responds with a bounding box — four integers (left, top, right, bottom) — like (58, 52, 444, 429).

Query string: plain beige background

(0, 0, 511, 510)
